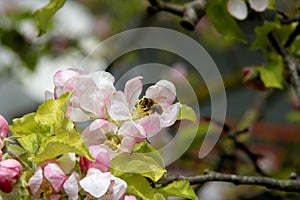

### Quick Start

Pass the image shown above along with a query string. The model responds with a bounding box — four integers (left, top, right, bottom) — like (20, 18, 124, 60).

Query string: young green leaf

(33, 0, 67, 36)
(206, 0, 246, 43)
(159, 180, 198, 200)
(110, 153, 166, 182)
(177, 104, 197, 124)
(123, 174, 166, 200)
(31, 126, 94, 163)
(9, 113, 40, 136)
(35, 92, 72, 130)
(250, 21, 281, 51)
(257, 55, 284, 89)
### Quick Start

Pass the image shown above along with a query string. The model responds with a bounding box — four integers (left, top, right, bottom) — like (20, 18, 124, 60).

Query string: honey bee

(138, 96, 163, 115)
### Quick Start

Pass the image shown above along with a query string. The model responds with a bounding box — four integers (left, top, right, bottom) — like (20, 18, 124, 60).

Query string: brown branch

(160, 170, 300, 193)
(268, 32, 300, 101)
(285, 22, 300, 47)
(281, 14, 300, 24)
(226, 91, 272, 176)
(147, 0, 207, 30)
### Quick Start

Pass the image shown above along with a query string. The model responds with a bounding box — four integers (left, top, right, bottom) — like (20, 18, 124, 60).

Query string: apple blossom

(0, 159, 23, 193)
(79, 144, 116, 174)
(107, 77, 180, 133)
(52, 68, 116, 122)
(227, 0, 269, 20)
(79, 168, 127, 199)
(28, 162, 67, 198)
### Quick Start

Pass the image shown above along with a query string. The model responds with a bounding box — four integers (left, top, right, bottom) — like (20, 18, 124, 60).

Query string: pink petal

(160, 102, 180, 127)
(249, 0, 268, 12)
(79, 145, 112, 174)
(121, 137, 136, 153)
(44, 163, 67, 192)
(125, 195, 138, 200)
(50, 194, 62, 200)
(79, 168, 111, 198)
(107, 91, 131, 121)
(89, 146, 111, 172)
(89, 71, 115, 88)
(111, 176, 127, 199)
(66, 106, 90, 122)
(118, 121, 146, 142)
(136, 116, 161, 137)
(146, 80, 176, 108)
(28, 166, 43, 194)
(82, 119, 118, 146)
(124, 76, 143, 110)
(63, 173, 80, 200)
(227, 0, 248, 20)
(0, 115, 9, 138)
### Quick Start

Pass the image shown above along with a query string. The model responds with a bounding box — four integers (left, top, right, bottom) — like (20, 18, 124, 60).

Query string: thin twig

(226, 92, 272, 176)
(285, 22, 300, 47)
(147, 0, 207, 30)
(160, 170, 300, 193)
(281, 14, 300, 24)
(268, 32, 300, 101)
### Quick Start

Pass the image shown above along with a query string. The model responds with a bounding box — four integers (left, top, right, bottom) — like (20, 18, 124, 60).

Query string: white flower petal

(227, 0, 248, 20)
(107, 91, 131, 121)
(160, 102, 180, 127)
(124, 76, 143, 110)
(121, 137, 136, 153)
(111, 176, 127, 200)
(146, 80, 176, 108)
(79, 169, 111, 198)
(136, 116, 161, 137)
(249, 0, 269, 12)
(82, 119, 118, 146)
(28, 167, 43, 194)
(119, 121, 146, 142)
(63, 173, 80, 200)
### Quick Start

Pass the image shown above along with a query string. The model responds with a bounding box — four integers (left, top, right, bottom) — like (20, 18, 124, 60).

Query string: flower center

(41, 179, 54, 199)
(104, 134, 121, 152)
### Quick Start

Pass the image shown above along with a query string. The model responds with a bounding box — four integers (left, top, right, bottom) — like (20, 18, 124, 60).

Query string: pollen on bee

(137, 96, 162, 115)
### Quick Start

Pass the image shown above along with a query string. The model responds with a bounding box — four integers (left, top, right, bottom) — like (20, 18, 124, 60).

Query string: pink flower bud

(0, 115, 9, 139)
(0, 159, 23, 193)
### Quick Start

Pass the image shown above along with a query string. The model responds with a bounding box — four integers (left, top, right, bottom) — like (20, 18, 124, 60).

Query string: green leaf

(17, 134, 39, 154)
(250, 21, 281, 51)
(123, 174, 166, 200)
(206, 0, 246, 43)
(9, 92, 93, 164)
(35, 92, 72, 131)
(177, 104, 197, 123)
(257, 55, 284, 89)
(10, 113, 39, 136)
(160, 180, 198, 200)
(17, 171, 32, 200)
(110, 153, 166, 182)
(33, 0, 67, 36)
(31, 122, 93, 163)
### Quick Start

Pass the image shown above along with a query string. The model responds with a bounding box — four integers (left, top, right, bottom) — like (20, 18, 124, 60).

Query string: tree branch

(147, 0, 207, 30)
(268, 32, 300, 101)
(285, 22, 300, 48)
(281, 14, 300, 24)
(160, 170, 300, 193)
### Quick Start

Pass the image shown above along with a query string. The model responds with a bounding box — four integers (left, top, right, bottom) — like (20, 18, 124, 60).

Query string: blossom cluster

(0, 68, 181, 199)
